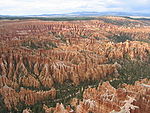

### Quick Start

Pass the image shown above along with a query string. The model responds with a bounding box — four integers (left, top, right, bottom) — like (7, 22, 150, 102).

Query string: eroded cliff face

(44, 79, 150, 113)
(0, 52, 117, 88)
(0, 85, 56, 110)
(0, 17, 150, 112)
(0, 40, 150, 89)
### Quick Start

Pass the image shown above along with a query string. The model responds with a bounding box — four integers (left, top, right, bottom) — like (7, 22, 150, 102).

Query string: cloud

(0, 0, 149, 15)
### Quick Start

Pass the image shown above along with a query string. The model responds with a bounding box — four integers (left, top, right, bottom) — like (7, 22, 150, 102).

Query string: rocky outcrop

(44, 79, 150, 113)
(0, 85, 56, 110)
(22, 108, 32, 113)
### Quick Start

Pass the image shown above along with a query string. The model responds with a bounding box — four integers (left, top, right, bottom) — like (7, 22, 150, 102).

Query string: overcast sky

(0, 0, 150, 15)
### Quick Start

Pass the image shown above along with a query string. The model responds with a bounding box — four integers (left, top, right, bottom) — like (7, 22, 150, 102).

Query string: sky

(0, 0, 150, 15)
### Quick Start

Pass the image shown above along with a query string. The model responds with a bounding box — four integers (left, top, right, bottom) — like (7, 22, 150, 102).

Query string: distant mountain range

(1, 11, 150, 17)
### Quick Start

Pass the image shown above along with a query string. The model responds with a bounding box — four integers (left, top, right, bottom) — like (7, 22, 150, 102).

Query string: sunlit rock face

(44, 79, 150, 113)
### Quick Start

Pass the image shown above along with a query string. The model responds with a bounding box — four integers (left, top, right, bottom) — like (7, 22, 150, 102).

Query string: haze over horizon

(0, 0, 150, 16)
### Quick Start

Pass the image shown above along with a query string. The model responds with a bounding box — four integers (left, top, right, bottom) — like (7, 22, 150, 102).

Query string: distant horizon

(0, 11, 150, 17)
(0, 0, 150, 16)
